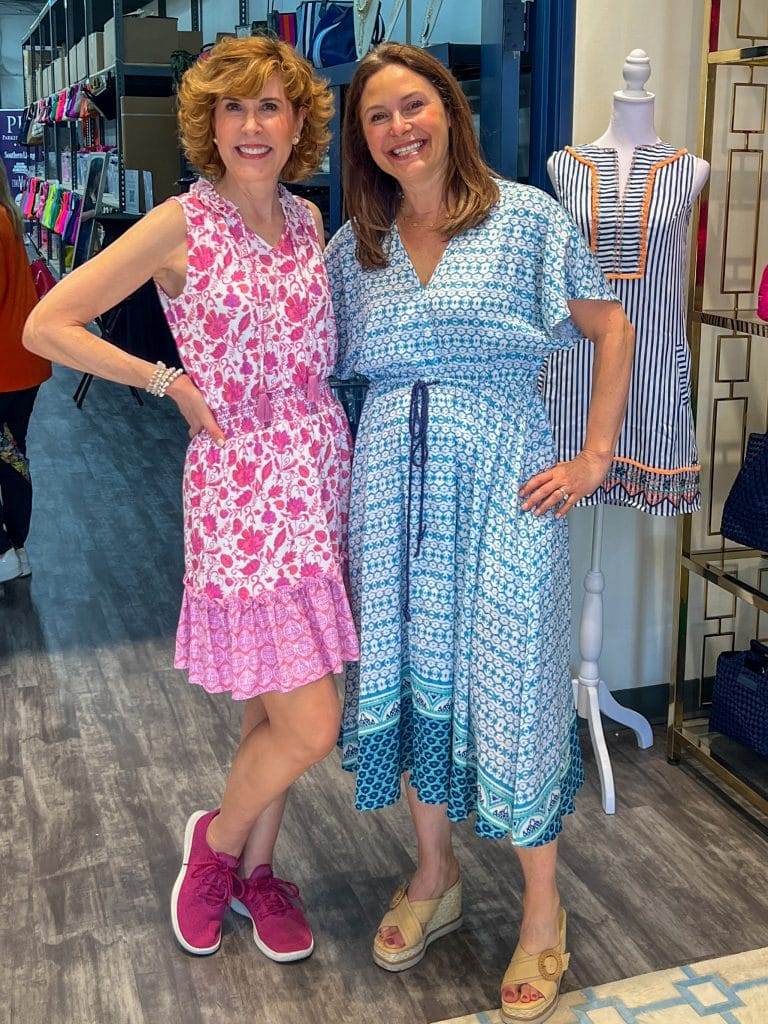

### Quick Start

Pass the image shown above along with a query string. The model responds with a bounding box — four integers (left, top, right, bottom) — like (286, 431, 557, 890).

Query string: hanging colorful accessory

(757, 264, 768, 322)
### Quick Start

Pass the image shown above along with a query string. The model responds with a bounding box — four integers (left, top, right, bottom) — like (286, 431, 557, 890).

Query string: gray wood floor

(2, 367, 767, 1024)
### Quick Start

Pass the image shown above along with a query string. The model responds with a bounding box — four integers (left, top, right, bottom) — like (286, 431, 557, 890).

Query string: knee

(290, 706, 341, 767)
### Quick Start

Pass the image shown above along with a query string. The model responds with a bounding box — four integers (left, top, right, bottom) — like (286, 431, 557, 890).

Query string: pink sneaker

(170, 809, 243, 955)
(230, 865, 314, 962)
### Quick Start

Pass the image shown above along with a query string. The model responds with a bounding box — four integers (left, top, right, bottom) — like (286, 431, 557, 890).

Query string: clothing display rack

(21, 0, 201, 279)
(667, 0, 768, 818)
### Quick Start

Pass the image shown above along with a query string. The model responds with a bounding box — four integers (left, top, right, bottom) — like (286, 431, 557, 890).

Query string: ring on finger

(559, 487, 570, 502)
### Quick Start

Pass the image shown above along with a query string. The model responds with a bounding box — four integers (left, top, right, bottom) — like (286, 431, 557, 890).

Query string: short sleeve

(324, 224, 358, 379)
(540, 203, 619, 343)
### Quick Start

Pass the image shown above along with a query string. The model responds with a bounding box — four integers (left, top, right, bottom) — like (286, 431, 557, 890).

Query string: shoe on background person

(0, 547, 21, 583)
(15, 547, 31, 577)
(231, 864, 314, 962)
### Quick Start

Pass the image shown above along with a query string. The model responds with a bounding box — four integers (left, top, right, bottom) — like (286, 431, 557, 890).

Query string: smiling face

(359, 63, 450, 193)
(212, 74, 305, 186)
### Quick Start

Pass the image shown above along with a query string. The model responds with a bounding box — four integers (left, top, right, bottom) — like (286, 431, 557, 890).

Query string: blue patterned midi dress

(325, 181, 617, 845)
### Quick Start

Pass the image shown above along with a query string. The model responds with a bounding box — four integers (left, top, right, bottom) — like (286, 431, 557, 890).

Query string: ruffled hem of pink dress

(175, 573, 360, 699)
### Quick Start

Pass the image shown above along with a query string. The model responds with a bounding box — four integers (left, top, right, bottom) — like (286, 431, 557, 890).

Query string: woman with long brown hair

(326, 44, 634, 1021)
(0, 162, 51, 583)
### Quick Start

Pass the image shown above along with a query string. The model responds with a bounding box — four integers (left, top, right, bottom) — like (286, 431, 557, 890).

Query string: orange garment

(0, 207, 52, 393)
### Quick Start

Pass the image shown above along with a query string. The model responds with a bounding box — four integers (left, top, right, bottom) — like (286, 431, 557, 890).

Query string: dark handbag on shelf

(297, 1, 383, 67)
(720, 431, 768, 552)
(710, 640, 768, 757)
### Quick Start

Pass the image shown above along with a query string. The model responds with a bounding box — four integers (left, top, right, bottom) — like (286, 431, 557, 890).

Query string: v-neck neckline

(393, 221, 453, 291)
(565, 142, 686, 280)
(586, 143, 663, 202)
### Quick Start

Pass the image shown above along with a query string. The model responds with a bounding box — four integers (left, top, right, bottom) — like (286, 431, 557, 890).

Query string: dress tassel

(307, 371, 321, 405)
(257, 388, 272, 427)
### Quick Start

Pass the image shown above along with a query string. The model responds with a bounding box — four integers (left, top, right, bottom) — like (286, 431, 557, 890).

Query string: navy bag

(721, 431, 768, 553)
(710, 640, 768, 757)
(297, 1, 383, 67)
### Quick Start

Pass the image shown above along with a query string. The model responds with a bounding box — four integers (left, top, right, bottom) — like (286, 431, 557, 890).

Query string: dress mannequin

(544, 50, 709, 813)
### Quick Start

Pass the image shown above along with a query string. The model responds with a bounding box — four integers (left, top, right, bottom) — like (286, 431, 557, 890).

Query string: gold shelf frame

(667, 0, 768, 819)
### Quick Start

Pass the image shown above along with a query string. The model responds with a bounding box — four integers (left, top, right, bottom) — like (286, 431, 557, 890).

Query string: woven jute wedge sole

(373, 878, 463, 972)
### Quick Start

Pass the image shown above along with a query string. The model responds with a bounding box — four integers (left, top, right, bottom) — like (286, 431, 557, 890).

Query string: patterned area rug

(431, 946, 768, 1023)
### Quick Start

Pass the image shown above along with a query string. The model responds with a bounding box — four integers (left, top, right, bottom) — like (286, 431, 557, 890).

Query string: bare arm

(520, 299, 634, 518)
(23, 200, 224, 444)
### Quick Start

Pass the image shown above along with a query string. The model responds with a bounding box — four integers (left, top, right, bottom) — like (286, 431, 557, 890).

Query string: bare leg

(206, 673, 340, 859)
(237, 697, 289, 877)
(378, 773, 460, 949)
(502, 839, 561, 1006)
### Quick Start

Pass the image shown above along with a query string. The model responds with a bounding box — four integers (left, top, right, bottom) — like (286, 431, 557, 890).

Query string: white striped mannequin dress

(540, 143, 701, 515)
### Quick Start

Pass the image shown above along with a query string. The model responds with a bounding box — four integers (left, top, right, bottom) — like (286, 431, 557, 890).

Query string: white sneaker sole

(230, 897, 314, 962)
(170, 810, 221, 956)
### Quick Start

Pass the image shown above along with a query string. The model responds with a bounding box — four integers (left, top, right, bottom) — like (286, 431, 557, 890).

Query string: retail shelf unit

(667, 0, 768, 816)
(21, 0, 200, 276)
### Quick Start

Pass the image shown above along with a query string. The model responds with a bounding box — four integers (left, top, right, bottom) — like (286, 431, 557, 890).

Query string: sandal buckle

(537, 950, 563, 981)
(390, 885, 407, 909)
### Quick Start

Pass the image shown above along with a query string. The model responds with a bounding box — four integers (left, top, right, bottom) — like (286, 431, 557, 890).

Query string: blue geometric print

(326, 181, 617, 846)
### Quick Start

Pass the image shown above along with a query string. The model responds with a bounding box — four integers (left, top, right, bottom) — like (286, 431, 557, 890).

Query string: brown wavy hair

(177, 35, 333, 183)
(342, 43, 499, 269)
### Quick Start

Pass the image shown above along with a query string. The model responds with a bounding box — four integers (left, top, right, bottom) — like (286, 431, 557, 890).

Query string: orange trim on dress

(613, 455, 701, 476)
(563, 146, 688, 280)
(563, 147, 600, 255)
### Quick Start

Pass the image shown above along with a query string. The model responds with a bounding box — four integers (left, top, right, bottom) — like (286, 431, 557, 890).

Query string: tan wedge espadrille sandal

(499, 909, 569, 1024)
(372, 877, 463, 972)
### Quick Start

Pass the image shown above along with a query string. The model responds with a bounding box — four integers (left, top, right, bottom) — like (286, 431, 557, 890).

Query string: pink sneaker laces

(191, 857, 244, 908)
(250, 876, 303, 921)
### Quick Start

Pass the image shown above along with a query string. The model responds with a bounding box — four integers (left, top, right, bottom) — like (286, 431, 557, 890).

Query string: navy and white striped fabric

(541, 143, 701, 516)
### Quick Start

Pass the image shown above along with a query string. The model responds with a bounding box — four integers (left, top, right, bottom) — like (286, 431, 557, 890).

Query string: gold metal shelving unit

(667, 1, 768, 816)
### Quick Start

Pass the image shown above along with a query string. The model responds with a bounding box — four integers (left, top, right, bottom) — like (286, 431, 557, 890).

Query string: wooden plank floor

(2, 367, 767, 1024)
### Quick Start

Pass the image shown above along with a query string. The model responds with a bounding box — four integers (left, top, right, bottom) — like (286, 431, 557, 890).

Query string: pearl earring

(292, 135, 300, 145)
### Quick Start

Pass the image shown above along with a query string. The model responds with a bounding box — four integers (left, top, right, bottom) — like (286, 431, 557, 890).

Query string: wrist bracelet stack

(146, 361, 184, 398)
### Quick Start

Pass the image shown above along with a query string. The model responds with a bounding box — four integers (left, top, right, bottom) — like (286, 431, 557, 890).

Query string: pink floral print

(156, 179, 359, 698)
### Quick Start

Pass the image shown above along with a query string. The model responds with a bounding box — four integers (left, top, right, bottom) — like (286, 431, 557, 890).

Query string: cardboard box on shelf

(54, 55, 67, 89)
(74, 37, 87, 80)
(39, 65, 53, 96)
(23, 48, 52, 75)
(120, 95, 181, 204)
(176, 30, 203, 54)
(103, 15, 178, 67)
(88, 32, 106, 72)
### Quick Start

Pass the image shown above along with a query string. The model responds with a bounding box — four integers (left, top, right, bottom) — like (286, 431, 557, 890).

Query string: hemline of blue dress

(325, 180, 618, 845)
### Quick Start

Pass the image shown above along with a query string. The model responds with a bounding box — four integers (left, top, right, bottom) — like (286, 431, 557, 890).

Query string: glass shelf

(698, 310, 768, 338)
(708, 44, 768, 66)
(684, 549, 768, 612)
(676, 719, 768, 814)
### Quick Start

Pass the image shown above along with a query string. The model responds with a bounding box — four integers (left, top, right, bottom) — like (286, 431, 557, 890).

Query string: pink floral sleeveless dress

(156, 178, 359, 698)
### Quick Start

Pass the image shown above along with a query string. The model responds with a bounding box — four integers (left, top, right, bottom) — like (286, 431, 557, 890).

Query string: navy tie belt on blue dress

(404, 380, 437, 622)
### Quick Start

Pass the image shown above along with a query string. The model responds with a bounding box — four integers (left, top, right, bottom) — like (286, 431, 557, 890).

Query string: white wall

(0, 14, 34, 108)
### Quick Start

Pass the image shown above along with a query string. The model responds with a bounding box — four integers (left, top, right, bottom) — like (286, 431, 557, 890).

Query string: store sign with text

(0, 110, 27, 198)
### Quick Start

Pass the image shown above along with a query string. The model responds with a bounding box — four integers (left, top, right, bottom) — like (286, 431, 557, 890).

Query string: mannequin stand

(573, 505, 654, 814)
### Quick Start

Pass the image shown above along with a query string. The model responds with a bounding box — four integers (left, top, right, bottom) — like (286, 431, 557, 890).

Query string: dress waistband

(212, 374, 327, 430)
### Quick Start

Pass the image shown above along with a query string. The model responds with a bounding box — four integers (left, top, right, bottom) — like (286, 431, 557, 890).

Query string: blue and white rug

(431, 946, 768, 1022)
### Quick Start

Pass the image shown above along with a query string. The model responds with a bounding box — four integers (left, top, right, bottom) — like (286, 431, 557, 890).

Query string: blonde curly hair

(177, 35, 333, 183)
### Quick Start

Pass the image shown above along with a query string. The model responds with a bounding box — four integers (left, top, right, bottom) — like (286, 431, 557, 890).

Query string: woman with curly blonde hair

(24, 35, 359, 960)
